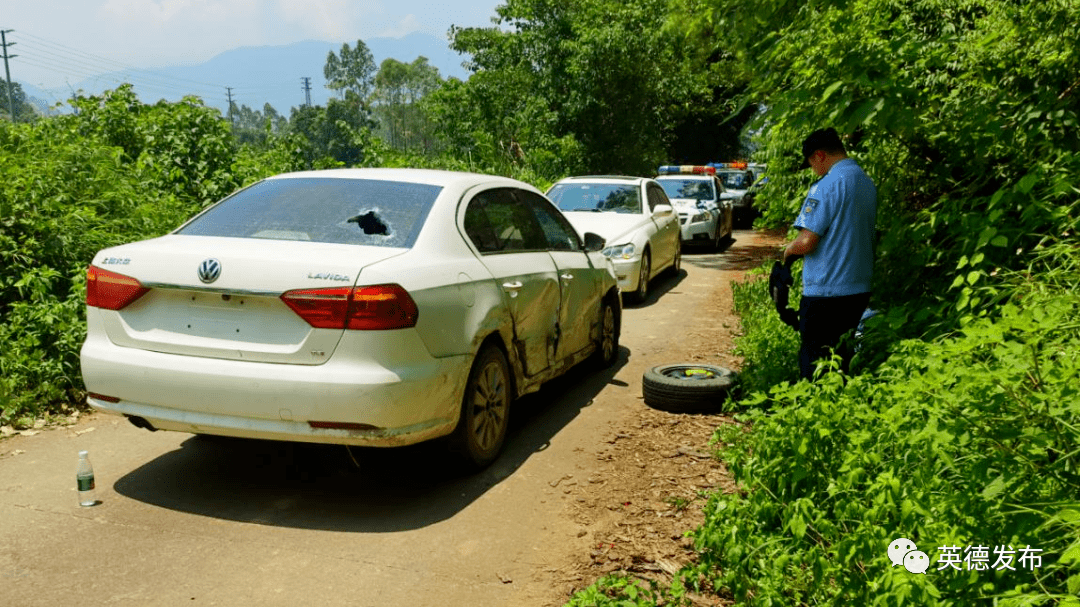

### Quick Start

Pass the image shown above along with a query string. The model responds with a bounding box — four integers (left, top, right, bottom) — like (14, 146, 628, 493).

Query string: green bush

(689, 282, 1080, 605)
(564, 575, 683, 607)
(730, 264, 802, 393)
(0, 90, 238, 427)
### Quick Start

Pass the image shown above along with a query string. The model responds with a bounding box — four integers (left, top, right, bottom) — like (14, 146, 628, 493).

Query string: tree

(229, 102, 288, 147)
(289, 92, 377, 167)
(0, 81, 37, 123)
(371, 57, 442, 153)
(440, 0, 730, 176)
(324, 41, 377, 99)
(671, 0, 1080, 329)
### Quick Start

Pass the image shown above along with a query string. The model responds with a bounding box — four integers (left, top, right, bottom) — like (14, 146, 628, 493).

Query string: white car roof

(268, 167, 534, 191)
(655, 174, 713, 181)
(552, 175, 650, 185)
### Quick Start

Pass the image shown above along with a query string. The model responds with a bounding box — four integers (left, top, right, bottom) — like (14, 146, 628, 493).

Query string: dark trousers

(798, 292, 870, 380)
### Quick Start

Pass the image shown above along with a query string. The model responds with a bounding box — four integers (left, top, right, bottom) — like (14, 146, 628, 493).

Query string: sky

(3, 0, 504, 91)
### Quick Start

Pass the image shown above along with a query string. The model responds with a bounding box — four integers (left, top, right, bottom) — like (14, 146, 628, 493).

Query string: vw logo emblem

(197, 258, 221, 284)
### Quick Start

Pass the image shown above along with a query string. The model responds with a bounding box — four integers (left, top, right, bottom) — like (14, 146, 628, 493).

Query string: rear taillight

(280, 284, 419, 330)
(86, 265, 150, 310)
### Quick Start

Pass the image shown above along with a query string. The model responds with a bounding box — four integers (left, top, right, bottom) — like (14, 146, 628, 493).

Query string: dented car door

(463, 188, 560, 377)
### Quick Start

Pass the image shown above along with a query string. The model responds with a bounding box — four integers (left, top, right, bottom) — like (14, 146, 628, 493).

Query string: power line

(7, 30, 240, 108)
(4, 29, 327, 113)
(15, 31, 227, 90)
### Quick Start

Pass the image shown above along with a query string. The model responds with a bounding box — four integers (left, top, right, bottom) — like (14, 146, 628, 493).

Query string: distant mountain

(22, 32, 471, 117)
(23, 91, 57, 116)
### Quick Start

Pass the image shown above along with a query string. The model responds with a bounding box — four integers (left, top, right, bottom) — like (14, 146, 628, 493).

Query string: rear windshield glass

(547, 183, 642, 214)
(657, 179, 715, 202)
(176, 177, 442, 247)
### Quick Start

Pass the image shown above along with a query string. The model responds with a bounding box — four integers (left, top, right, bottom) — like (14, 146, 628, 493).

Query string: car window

(547, 183, 642, 214)
(718, 171, 749, 190)
(464, 188, 548, 253)
(646, 184, 671, 211)
(177, 177, 441, 248)
(517, 190, 582, 252)
(657, 179, 714, 201)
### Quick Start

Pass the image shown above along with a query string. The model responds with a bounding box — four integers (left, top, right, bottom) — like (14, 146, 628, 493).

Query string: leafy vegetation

(0, 81, 39, 123)
(699, 273, 1080, 605)
(654, 0, 1080, 605)
(0, 92, 210, 423)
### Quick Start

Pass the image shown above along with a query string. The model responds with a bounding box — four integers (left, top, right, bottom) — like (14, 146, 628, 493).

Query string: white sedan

(80, 168, 621, 470)
(655, 167, 734, 250)
(545, 176, 681, 303)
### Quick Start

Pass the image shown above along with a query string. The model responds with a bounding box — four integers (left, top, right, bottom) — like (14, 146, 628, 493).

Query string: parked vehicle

(80, 168, 621, 470)
(655, 165, 734, 250)
(546, 175, 681, 303)
(737, 175, 768, 227)
(709, 162, 762, 228)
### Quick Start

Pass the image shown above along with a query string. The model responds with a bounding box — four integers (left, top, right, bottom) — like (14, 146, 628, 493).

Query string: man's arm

(784, 228, 820, 264)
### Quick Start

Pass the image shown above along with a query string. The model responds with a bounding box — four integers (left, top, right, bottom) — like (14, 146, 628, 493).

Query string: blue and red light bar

(707, 162, 749, 170)
(657, 165, 716, 175)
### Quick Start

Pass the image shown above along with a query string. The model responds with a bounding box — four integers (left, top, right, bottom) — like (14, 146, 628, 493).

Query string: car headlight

(691, 212, 710, 223)
(602, 243, 636, 260)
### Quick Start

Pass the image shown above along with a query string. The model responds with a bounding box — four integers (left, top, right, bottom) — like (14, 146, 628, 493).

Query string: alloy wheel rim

(601, 306, 615, 360)
(471, 360, 508, 450)
(662, 365, 721, 381)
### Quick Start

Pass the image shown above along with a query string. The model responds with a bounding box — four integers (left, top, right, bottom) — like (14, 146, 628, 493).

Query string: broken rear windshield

(176, 177, 442, 248)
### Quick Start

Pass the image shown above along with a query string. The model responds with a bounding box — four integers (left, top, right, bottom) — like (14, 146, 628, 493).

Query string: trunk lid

(90, 235, 407, 364)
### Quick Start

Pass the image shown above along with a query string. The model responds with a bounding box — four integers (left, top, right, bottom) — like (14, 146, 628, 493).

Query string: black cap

(799, 128, 844, 169)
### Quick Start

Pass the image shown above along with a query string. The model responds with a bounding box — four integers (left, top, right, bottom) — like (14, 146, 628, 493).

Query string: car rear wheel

(449, 344, 511, 469)
(642, 363, 738, 413)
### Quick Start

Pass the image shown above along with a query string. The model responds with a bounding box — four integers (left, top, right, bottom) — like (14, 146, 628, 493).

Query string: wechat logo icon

(889, 538, 929, 574)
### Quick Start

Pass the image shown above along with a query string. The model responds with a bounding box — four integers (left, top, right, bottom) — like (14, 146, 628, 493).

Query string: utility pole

(301, 77, 312, 107)
(225, 87, 235, 127)
(1, 30, 17, 122)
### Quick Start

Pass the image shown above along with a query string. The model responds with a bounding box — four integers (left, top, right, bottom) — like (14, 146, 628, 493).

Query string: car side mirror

(653, 204, 673, 215)
(583, 232, 606, 252)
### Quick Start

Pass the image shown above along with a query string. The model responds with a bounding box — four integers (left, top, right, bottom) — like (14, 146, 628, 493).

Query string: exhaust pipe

(125, 415, 157, 432)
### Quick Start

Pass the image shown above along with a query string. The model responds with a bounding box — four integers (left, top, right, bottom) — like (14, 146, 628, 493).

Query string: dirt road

(0, 229, 783, 607)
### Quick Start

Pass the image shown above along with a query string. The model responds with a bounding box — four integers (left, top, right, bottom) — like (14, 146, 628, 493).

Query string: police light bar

(707, 162, 749, 170)
(657, 165, 716, 175)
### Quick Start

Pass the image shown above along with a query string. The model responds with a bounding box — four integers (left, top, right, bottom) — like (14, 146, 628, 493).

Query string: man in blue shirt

(783, 128, 877, 379)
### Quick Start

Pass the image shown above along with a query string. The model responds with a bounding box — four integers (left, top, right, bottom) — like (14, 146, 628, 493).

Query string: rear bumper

(80, 331, 471, 447)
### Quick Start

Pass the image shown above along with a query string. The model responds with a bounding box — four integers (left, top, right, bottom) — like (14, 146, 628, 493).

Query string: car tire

(629, 250, 650, 303)
(642, 363, 738, 413)
(592, 295, 621, 368)
(669, 239, 681, 276)
(448, 344, 511, 469)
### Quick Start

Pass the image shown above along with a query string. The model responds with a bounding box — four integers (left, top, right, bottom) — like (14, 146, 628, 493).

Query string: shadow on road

(683, 230, 782, 272)
(112, 348, 630, 532)
(622, 263, 687, 309)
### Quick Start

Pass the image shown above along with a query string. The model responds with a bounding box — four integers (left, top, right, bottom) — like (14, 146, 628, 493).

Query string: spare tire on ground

(642, 363, 738, 413)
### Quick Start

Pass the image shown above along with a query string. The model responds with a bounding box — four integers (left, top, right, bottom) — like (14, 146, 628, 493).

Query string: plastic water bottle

(76, 450, 97, 507)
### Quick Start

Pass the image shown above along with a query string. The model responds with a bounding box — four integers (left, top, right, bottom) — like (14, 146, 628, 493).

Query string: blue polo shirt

(794, 158, 877, 297)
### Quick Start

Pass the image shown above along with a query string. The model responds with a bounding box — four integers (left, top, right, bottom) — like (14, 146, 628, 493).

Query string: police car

(709, 162, 761, 227)
(655, 165, 734, 250)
